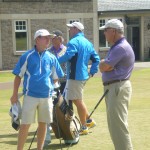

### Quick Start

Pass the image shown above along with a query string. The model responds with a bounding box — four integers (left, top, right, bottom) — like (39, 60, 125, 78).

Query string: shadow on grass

(42, 142, 77, 150)
(0, 132, 18, 139)
(0, 131, 54, 145)
(0, 131, 74, 150)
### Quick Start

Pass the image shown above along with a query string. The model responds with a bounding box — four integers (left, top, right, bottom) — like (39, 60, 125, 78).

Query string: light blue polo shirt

(13, 47, 64, 98)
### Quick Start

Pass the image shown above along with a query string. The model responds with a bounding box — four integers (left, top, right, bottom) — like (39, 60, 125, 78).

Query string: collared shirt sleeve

(105, 45, 126, 67)
(12, 53, 28, 78)
(58, 42, 77, 64)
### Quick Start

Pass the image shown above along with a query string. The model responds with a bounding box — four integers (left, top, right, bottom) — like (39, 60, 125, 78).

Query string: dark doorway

(127, 26, 140, 60)
(126, 17, 140, 60)
(132, 27, 140, 60)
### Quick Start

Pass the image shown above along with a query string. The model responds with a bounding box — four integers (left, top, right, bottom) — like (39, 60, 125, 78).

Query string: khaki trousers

(104, 80, 133, 150)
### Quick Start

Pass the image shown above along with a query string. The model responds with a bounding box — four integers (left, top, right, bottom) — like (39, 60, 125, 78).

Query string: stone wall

(0, 1, 93, 14)
(0, 0, 95, 70)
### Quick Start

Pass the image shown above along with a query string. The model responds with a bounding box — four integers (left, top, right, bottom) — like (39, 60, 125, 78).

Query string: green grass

(0, 72, 14, 82)
(0, 69, 150, 150)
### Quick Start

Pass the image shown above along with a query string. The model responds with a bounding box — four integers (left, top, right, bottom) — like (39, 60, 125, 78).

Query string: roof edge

(98, 9, 150, 13)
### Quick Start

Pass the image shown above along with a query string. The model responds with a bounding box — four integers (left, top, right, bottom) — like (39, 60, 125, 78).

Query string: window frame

(99, 18, 124, 50)
(13, 20, 29, 55)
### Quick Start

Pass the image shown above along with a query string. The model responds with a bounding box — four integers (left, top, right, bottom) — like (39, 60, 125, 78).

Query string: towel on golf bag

(50, 96, 81, 144)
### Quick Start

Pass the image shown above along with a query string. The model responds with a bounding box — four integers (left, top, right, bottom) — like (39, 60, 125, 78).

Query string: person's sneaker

(86, 119, 96, 129)
(79, 126, 89, 135)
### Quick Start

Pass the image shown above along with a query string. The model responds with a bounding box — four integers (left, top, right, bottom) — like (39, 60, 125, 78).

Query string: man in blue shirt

(58, 22, 100, 135)
(99, 19, 134, 150)
(10, 29, 64, 150)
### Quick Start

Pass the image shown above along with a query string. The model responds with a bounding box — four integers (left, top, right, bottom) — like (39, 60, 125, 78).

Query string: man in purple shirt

(99, 19, 135, 150)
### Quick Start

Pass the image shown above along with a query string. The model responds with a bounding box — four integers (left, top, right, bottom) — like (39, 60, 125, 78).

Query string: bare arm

(99, 59, 114, 73)
(10, 75, 21, 105)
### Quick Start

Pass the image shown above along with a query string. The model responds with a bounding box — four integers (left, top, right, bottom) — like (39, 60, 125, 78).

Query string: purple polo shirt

(50, 44, 64, 58)
(102, 37, 135, 83)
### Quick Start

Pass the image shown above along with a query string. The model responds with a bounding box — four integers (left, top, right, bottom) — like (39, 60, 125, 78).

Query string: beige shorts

(21, 95, 53, 124)
(65, 79, 86, 101)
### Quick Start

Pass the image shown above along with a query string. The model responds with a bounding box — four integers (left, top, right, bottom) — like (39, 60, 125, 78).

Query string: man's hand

(10, 94, 18, 105)
(99, 59, 114, 73)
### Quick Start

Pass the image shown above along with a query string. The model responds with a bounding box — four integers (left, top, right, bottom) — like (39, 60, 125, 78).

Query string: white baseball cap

(66, 22, 84, 31)
(99, 19, 124, 30)
(34, 29, 52, 40)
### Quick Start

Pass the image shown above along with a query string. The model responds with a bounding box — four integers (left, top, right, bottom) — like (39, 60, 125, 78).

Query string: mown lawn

(0, 68, 150, 150)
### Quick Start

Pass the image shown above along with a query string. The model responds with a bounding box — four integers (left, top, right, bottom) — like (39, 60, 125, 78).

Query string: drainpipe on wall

(93, 0, 99, 52)
(0, 22, 2, 70)
(141, 16, 144, 61)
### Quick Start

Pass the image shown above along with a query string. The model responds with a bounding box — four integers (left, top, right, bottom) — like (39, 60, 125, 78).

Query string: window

(99, 19, 106, 48)
(68, 19, 81, 24)
(99, 18, 123, 49)
(14, 20, 28, 52)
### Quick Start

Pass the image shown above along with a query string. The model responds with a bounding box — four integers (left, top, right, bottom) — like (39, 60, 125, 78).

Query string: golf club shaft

(28, 128, 38, 150)
(88, 89, 109, 119)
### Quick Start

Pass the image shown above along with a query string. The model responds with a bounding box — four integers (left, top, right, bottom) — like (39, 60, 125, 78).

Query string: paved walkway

(134, 62, 150, 69)
(0, 62, 150, 90)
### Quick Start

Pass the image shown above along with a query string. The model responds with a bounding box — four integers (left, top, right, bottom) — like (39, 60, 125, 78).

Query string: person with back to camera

(10, 29, 64, 150)
(58, 21, 100, 135)
(99, 19, 135, 150)
(44, 30, 67, 146)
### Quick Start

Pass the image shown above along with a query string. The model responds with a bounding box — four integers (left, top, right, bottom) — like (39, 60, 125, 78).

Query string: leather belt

(103, 79, 128, 86)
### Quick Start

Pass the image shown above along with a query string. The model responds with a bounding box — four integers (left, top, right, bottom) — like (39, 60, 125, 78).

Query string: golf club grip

(88, 89, 109, 119)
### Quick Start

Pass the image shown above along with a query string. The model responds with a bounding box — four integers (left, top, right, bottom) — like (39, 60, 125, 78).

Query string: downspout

(141, 16, 144, 61)
(0, 21, 2, 70)
(93, 0, 99, 52)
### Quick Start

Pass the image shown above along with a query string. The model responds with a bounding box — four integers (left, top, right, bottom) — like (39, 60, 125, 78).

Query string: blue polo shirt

(102, 37, 135, 83)
(13, 47, 64, 98)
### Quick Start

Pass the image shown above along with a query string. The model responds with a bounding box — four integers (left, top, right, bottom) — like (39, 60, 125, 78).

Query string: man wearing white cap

(10, 29, 64, 150)
(58, 21, 100, 135)
(99, 19, 134, 150)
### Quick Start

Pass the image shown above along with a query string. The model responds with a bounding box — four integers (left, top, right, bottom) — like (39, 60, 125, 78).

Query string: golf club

(88, 89, 109, 119)
(28, 128, 38, 150)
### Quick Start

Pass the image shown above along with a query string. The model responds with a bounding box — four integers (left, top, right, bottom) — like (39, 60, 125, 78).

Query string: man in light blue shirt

(58, 22, 100, 135)
(10, 29, 64, 150)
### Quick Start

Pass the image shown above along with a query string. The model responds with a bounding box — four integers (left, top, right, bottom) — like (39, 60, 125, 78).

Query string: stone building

(0, 0, 98, 70)
(0, 0, 150, 70)
(98, 0, 150, 61)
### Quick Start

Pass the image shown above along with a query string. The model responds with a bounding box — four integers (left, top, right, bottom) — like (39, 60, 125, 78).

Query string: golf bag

(51, 90, 81, 145)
